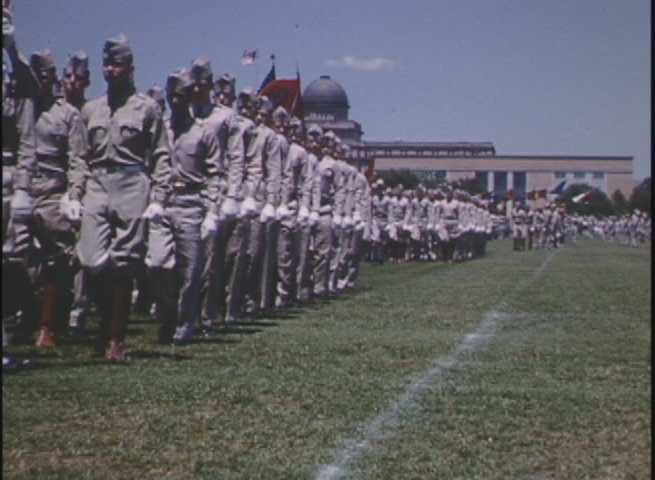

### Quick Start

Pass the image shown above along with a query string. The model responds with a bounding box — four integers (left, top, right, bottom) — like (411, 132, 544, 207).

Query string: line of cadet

(572, 211, 650, 247)
(3, 24, 500, 363)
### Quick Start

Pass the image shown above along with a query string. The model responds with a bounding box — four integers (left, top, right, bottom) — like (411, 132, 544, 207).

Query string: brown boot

(35, 282, 58, 348)
(105, 340, 127, 362)
(105, 280, 132, 362)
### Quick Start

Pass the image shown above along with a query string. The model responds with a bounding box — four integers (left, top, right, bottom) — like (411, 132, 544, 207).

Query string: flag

(258, 57, 276, 93)
(259, 76, 303, 118)
(550, 180, 566, 196)
(240, 49, 257, 66)
(537, 189, 547, 199)
(526, 190, 536, 201)
(572, 190, 593, 204)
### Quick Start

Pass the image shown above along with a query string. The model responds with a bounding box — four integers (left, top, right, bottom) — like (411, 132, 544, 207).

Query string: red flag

(259, 76, 303, 118)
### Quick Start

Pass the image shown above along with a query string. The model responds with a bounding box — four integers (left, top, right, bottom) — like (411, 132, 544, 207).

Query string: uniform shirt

(80, 88, 172, 204)
(2, 88, 35, 190)
(351, 171, 369, 220)
(200, 104, 244, 201)
(233, 113, 256, 201)
(442, 199, 459, 221)
(312, 154, 338, 214)
(340, 163, 359, 219)
(34, 97, 88, 199)
(275, 132, 289, 207)
(243, 123, 281, 206)
(301, 151, 319, 211)
(165, 115, 221, 211)
(280, 141, 309, 207)
(371, 194, 389, 224)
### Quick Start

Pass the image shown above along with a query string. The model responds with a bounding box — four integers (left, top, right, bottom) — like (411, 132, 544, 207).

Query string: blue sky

(8, 0, 650, 179)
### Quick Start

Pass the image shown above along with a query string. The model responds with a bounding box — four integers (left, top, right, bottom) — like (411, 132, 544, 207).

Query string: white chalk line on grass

(316, 250, 559, 480)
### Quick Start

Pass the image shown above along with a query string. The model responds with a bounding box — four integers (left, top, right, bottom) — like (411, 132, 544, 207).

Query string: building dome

(303, 75, 349, 110)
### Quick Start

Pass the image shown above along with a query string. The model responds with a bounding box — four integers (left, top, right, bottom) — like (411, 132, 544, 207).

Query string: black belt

(92, 164, 145, 175)
(35, 168, 66, 177)
(171, 183, 203, 194)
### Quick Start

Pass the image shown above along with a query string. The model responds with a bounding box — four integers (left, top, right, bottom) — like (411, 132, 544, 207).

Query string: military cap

(165, 69, 191, 96)
(189, 56, 213, 86)
(288, 116, 304, 135)
(2, 1, 14, 38)
(147, 84, 165, 102)
(103, 33, 132, 65)
(29, 49, 56, 73)
(341, 144, 351, 154)
(64, 50, 89, 77)
(215, 73, 236, 94)
(307, 124, 323, 137)
(256, 95, 274, 114)
(272, 105, 289, 123)
(375, 178, 384, 187)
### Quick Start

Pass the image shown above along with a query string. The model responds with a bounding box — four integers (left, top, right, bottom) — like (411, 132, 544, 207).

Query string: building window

(494, 171, 507, 194)
(414, 170, 446, 182)
(513, 172, 527, 198)
(555, 171, 566, 179)
(592, 172, 605, 179)
(475, 171, 488, 191)
(573, 172, 585, 179)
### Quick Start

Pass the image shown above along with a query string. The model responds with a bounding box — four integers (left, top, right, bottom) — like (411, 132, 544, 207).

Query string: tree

(629, 177, 651, 214)
(560, 183, 614, 216)
(451, 177, 485, 196)
(611, 189, 629, 215)
(375, 169, 421, 190)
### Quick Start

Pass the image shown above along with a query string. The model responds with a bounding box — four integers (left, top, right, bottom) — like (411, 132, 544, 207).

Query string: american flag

(240, 49, 257, 66)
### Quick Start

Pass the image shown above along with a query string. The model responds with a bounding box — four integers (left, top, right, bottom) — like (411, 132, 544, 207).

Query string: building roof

(303, 75, 349, 109)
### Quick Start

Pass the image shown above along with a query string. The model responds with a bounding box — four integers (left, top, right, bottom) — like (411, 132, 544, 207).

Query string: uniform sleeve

(7, 47, 41, 99)
(333, 163, 347, 217)
(12, 98, 36, 191)
(66, 109, 90, 202)
(264, 131, 282, 206)
(225, 113, 244, 199)
(299, 151, 313, 210)
(311, 161, 322, 213)
(203, 125, 222, 215)
(146, 104, 172, 204)
(280, 145, 295, 205)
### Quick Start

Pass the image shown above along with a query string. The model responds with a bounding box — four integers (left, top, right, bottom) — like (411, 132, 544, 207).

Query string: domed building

(303, 75, 363, 145)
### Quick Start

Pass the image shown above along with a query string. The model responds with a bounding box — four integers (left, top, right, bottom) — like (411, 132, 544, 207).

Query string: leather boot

(106, 280, 132, 362)
(35, 282, 58, 347)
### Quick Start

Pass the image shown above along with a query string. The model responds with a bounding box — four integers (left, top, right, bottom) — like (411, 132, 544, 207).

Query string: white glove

(142, 202, 164, 221)
(343, 216, 353, 227)
(201, 212, 219, 240)
(352, 211, 362, 224)
(10, 189, 33, 223)
(298, 205, 310, 223)
(63, 196, 82, 222)
(332, 215, 343, 227)
(276, 204, 292, 220)
(242, 196, 258, 216)
(355, 221, 365, 231)
(220, 197, 239, 219)
(259, 203, 276, 222)
(309, 211, 320, 225)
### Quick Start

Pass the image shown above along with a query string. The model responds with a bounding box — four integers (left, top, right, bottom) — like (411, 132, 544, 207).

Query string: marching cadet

(440, 188, 459, 262)
(241, 95, 282, 314)
(74, 34, 172, 361)
(2, 7, 40, 350)
(186, 58, 244, 330)
(146, 69, 221, 344)
(332, 140, 358, 292)
(511, 202, 527, 251)
(213, 75, 251, 325)
(296, 124, 322, 301)
(62, 50, 93, 337)
(341, 145, 369, 288)
(276, 115, 309, 308)
(369, 179, 389, 264)
(27, 50, 88, 347)
(311, 130, 339, 297)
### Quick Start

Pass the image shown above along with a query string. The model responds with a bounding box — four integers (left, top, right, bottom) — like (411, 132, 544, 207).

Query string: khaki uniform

(77, 90, 171, 272)
(296, 150, 318, 300)
(312, 153, 338, 296)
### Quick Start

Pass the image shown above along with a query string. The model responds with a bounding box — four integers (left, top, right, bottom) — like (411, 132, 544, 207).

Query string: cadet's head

(341, 144, 352, 163)
(29, 49, 57, 96)
(62, 50, 90, 101)
(102, 34, 133, 90)
(236, 87, 256, 118)
(189, 56, 213, 105)
(165, 69, 191, 114)
(214, 73, 236, 107)
(272, 105, 289, 133)
(373, 178, 384, 193)
(306, 124, 323, 152)
(254, 95, 273, 126)
(320, 130, 337, 155)
(288, 116, 304, 143)
(146, 84, 166, 114)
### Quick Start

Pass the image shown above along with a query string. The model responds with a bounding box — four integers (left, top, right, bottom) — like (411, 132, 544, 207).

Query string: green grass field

(3, 239, 651, 479)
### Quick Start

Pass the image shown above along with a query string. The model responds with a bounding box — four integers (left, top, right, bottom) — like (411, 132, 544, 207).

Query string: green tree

(375, 169, 420, 190)
(611, 189, 629, 215)
(629, 177, 651, 214)
(560, 183, 614, 216)
(451, 177, 485, 196)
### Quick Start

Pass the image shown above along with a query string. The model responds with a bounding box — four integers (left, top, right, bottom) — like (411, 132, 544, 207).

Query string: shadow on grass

(128, 350, 193, 361)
